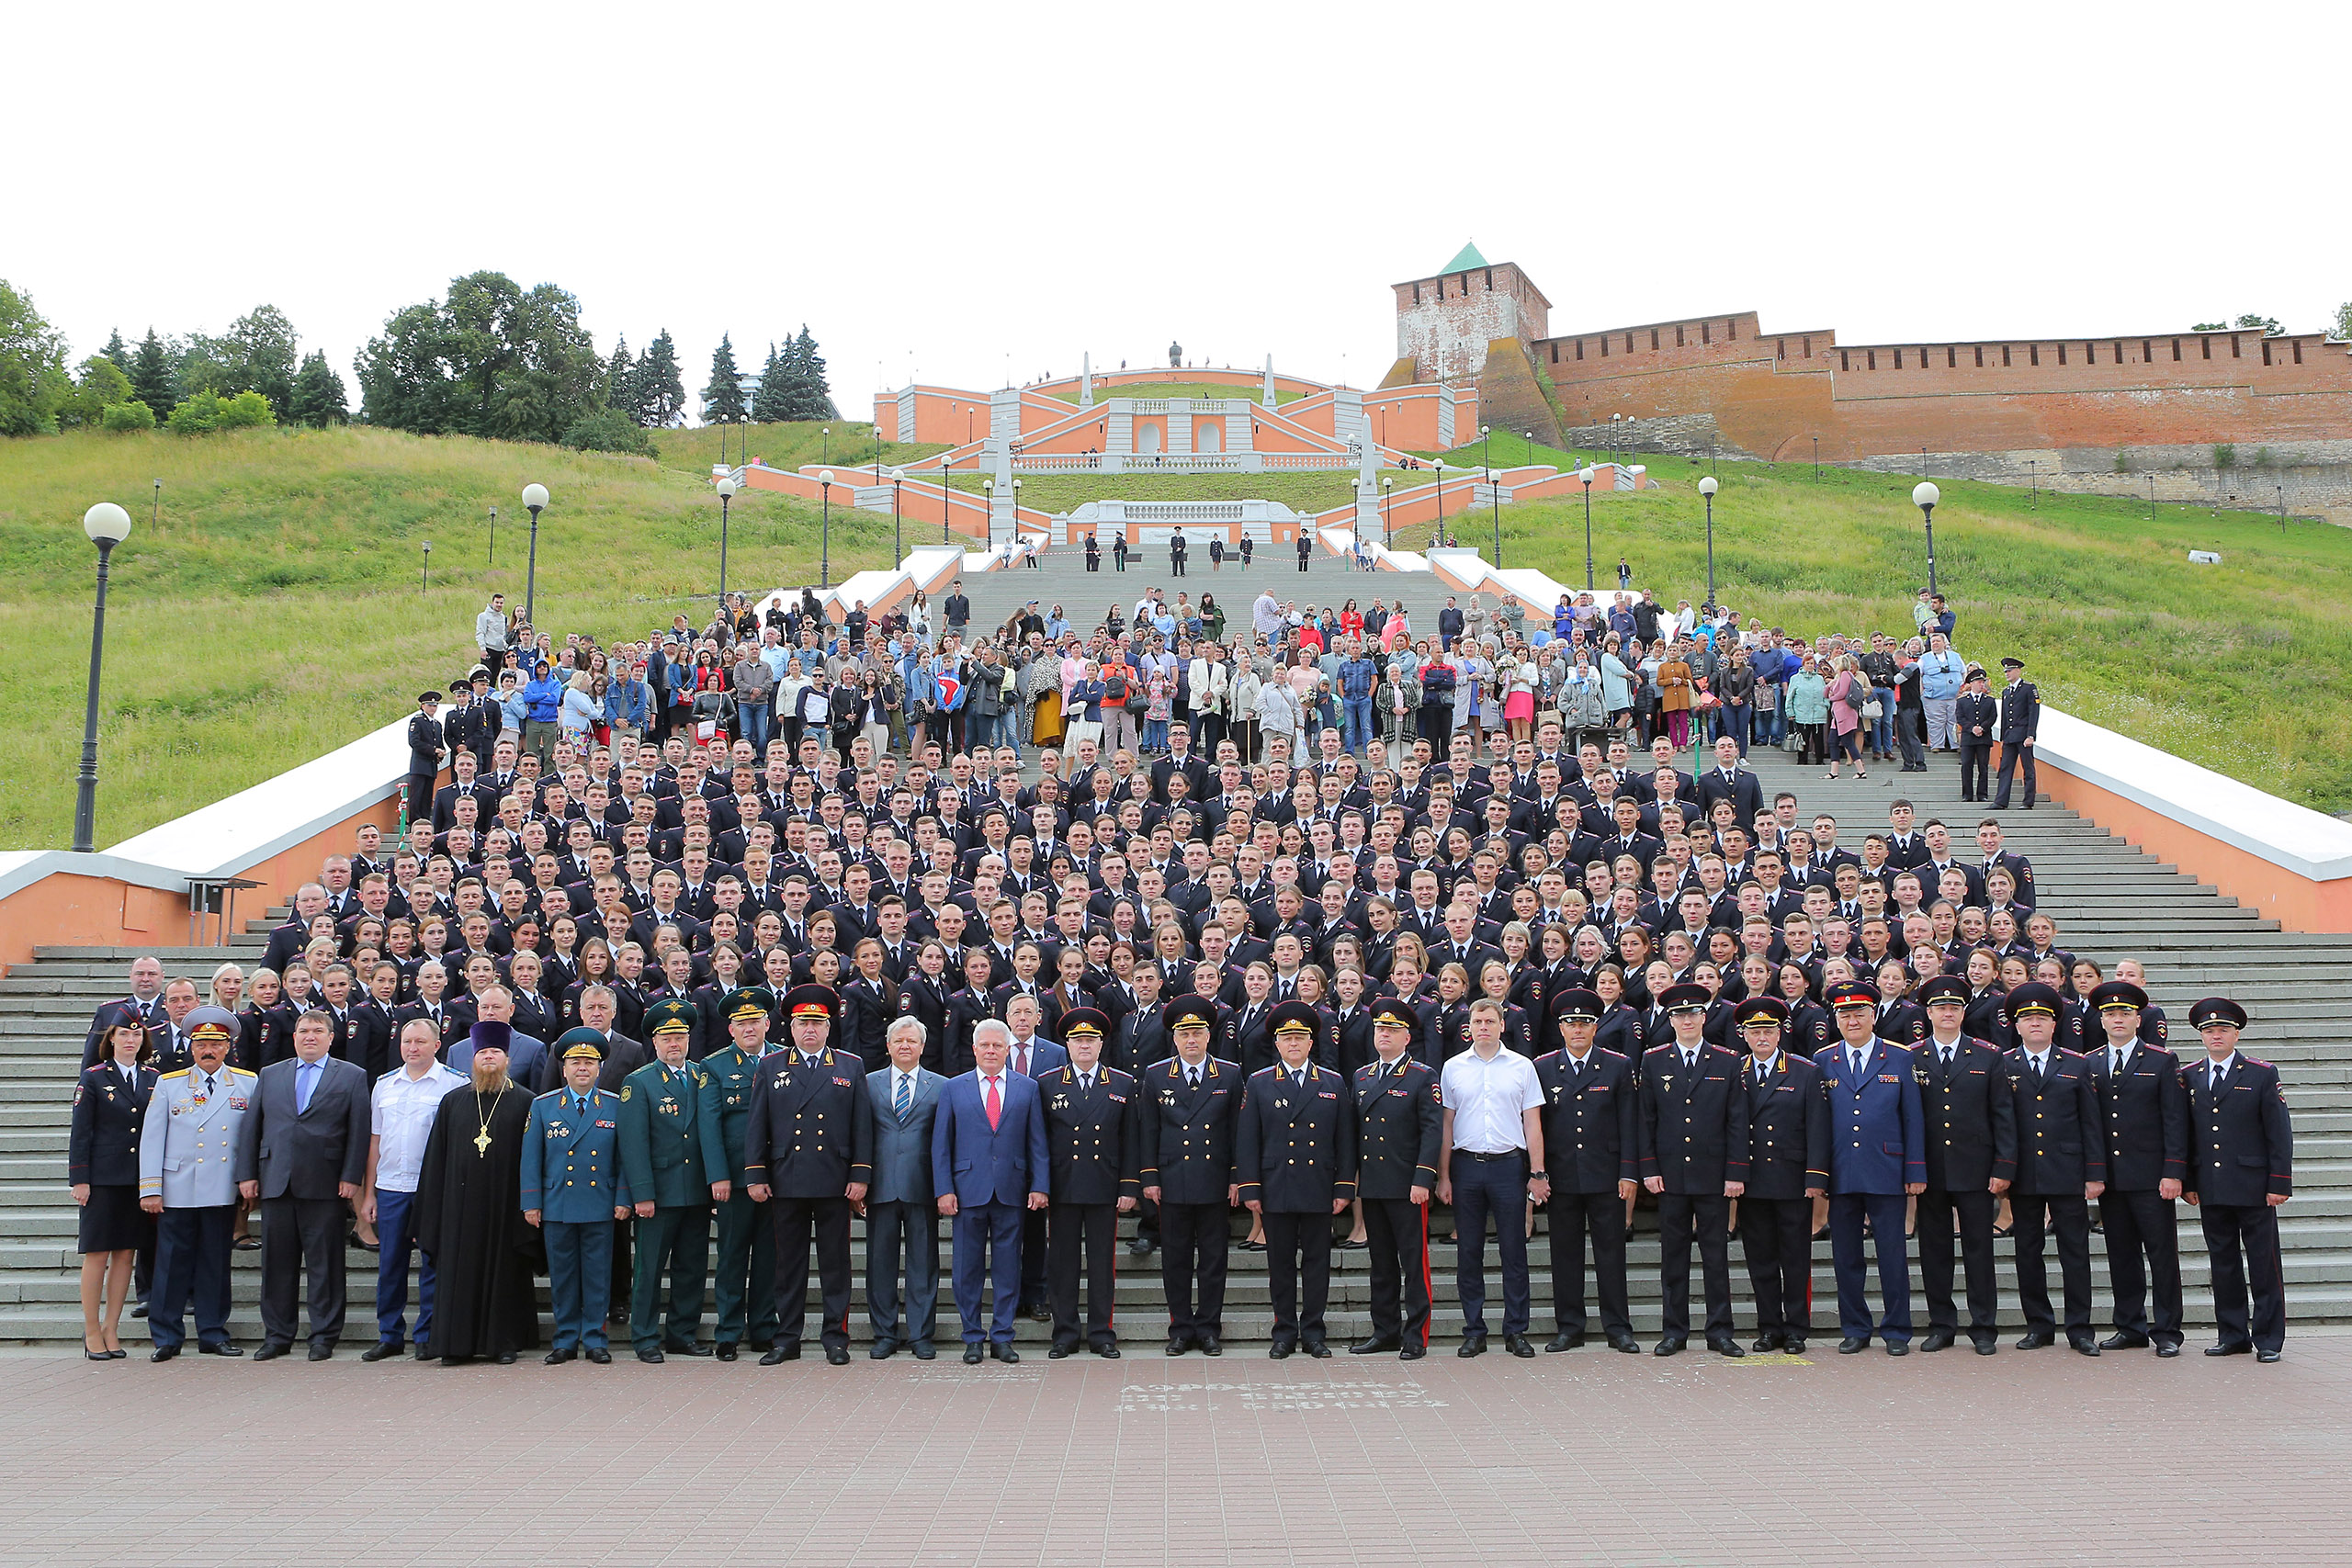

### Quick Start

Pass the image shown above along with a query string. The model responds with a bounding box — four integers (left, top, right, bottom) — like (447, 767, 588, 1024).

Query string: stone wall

(1394, 263, 1549, 384)
(1846, 441, 2352, 518)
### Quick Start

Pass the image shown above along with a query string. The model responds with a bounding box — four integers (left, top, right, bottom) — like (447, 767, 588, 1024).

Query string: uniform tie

(1849, 1047, 1865, 1078)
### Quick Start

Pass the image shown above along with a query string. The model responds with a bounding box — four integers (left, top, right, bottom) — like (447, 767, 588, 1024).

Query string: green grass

(1392, 437, 2352, 813)
(1038, 381, 1306, 406)
(0, 425, 901, 848)
(651, 420, 949, 479)
(943, 470, 1367, 515)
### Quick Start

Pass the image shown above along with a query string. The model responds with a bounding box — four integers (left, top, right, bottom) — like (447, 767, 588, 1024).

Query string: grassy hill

(1396, 437, 2352, 815)
(946, 470, 1363, 515)
(0, 423, 899, 847)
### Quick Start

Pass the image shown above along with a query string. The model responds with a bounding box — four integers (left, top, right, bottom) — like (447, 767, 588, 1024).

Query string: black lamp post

(1697, 475, 1718, 610)
(1432, 459, 1446, 547)
(1578, 467, 1596, 589)
(151, 479, 160, 530)
(942, 455, 954, 545)
(73, 502, 131, 853)
(488, 504, 498, 566)
(2028, 458, 2038, 508)
(1812, 435, 1819, 482)
(1913, 481, 1940, 599)
(887, 467, 904, 558)
(819, 468, 834, 587)
(1382, 477, 1395, 547)
(820, 426, 831, 467)
(1487, 462, 1501, 567)
(715, 476, 738, 600)
(422, 538, 432, 594)
(521, 482, 548, 624)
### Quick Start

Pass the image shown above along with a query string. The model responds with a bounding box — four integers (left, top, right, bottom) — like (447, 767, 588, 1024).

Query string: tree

(2236, 313, 2283, 337)
(752, 340, 794, 423)
(288, 351, 348, 426)
(561, 405, 656, 456)
(215, 389, 275, 430)
(59, 355, 133, 429)
(127, 328, 176, 417)
(356, 271, 600, 444)
(99, 329, 129, 375)
(2335, 301, 2352, 342)
(0, 279, 71, 436)
(700, 333, 745, 426)
(605, 334, 635, 419)
(786, 323, 836, 420)
(634, 329, 685, 427)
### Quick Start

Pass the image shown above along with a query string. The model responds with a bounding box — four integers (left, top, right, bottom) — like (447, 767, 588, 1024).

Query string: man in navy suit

(1814, 981, 1926, 1355)
(933, 1017, 1050, 1362)
(1001, 995, 1067, 1319)
(865, 1016, 947, 1359)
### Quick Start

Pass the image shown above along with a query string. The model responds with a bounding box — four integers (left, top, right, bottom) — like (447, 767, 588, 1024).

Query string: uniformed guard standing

(1913, 975, 2014, 1354)
(523, 1030, 633, 1364)
(1532, 987, 1640, 1354)
(619, 1000, 712, 1362)
(2182, 997, 2292, 1361)
(1990, 656, 2039, 810)
(1953, 667, 1995, 803)
(1136, 994, 1240, 1357)
(1735, 996, 1829, 1354)
(1040, 1007, 1139, 1359)
(742, 983, 875, 1367)
(1637, 983, 1747, 1357)
(696, 989, 780, 1360)
(1995, 982, 2104, 1355)
(2086, 980, 2188, 1357)
(1815, 981, 1926, 1356)
(1348, 997, 1442, 1359)
(1237, 1000, 1357, 1358)
(138, 1007, 254, 1361)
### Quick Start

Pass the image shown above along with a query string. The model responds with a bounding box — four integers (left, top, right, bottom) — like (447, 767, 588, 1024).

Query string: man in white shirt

(360, 1018, 463, 1360)
(1437, 998, 1548, 1359)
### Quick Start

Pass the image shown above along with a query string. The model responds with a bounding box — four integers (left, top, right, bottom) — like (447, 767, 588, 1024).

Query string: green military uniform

(619, 1001, 713, 1360)
(695, 989, 779, 1356)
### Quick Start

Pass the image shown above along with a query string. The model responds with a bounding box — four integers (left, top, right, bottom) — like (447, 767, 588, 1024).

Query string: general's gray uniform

(139, 1066, 257, 1353)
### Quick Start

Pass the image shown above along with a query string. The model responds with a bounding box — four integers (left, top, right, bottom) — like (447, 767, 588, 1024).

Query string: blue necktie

(296, 1061, 318, 1114)
(894, 1074, 911, 1121)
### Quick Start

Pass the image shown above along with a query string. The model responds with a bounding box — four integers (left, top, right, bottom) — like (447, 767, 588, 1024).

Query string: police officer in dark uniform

(1039, 1007, 1139, 1359)
(1913, 975, 2014, 1354)
(406, 692, 446, 829)
(1996, 982, 2104, 1353)
(1637, 982, 1748, 1357)
(1348, 998, 1442, 1359)
(1733, 996, 1828, 1354)
(2183, 997, 2292, 1360)
(742, 983, 876, 1367)
(1532, 987, 1640, 1353)
(1953, 667, 1995, 803)
(695, 989, 778, 1359)
(1990, 656, 2040, 811)
(1136, 995, 1240, 1356)
(2087, 979, 2188, 1356)
(1237, 1000, 1357, 1358)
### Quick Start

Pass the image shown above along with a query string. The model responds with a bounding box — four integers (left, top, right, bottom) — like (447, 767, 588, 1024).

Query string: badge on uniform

(832, 1076, 854, 1088)
(620, 1086, 633, 1101)
(1318, 1090, 1337, 1100)
(594, 1118, 616, 1129)
(1878, 1074, 1901, 1084)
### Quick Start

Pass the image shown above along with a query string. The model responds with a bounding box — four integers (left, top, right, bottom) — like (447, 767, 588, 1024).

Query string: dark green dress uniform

(1532, 988, 1639, 1352)
(2086, 981, 2188, 1353)
(1040, 1009, 1140, 1358)
(2181, 998, 2293, 1359)
(1911, 976, 2016, 1352)
(1732, 997, 1831, 1352)
(1351, 999, 1442, 1355)
(1993, 984, 2105, 1351)
(618, 1001, 712, 1360)
(695, 990, 780, 1357)
(1236, 1002, 1358, 1357)
(1135, 996, 1239, 1354)
(522, 1031, 634, 1360)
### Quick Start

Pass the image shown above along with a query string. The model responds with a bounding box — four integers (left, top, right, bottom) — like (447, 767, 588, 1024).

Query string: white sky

(17, 1, 2349, 421)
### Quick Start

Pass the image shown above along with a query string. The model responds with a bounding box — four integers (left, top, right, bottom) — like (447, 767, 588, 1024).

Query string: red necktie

(984, 1075, 1002, 1131)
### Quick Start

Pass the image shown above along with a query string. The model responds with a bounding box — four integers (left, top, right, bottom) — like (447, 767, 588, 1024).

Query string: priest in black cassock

(413, 1022, 541, 1363)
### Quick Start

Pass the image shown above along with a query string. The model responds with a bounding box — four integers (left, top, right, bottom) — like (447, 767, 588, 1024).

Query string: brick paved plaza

(2, 1337, 2343, 1565)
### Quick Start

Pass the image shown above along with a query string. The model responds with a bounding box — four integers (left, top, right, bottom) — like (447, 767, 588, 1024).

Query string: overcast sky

(18, 2, 2348, 421)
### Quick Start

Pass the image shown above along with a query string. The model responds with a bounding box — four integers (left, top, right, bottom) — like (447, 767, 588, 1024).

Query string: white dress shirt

(369, 1063, 466, 1193)
(1439, 1046, 1543, 1154)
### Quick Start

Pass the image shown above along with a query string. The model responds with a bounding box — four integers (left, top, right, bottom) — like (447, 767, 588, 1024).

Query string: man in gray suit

(866, 1016, 946, 1359)
(236, 1010, 371, 1359)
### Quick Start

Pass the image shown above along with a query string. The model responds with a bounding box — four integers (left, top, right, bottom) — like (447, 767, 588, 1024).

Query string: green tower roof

(1440, 241, 1488, 273)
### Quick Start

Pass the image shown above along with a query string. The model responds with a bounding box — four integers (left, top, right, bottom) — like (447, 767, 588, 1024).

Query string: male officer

(1996, 982, 2104, 1354)
(742, 983, 875, 1367)
(1913, 975, 2014, 1354)
(618, 1000, 711, 1362)
(138, 1007, 254, 1361)
(2087, 980, 2188, 1357)
(1136, 994, 1240, 1356)
(1039, 1007, 1139, 1358)
(1532, 987, 1640, 1354)
(1953, 667, 1996, 803)
(1990, 656, 2040, 810)
(1815, 981, 1926, 1355)
(1348, 997, 1442, 1359)
(1736, 996, 1829, 1354)
(1238, 1000, 1357, 1359)
(406, 692, 447, 830)
(523, 1031, 632, 1364)
(695, 989, 778, 1359)
(865, 1015, 946, 1359)
(2182, 997, 2292, 1361)
(1638, 983, 1747, 1357)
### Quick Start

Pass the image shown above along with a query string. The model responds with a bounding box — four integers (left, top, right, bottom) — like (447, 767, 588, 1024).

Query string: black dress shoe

(308, 1344, 334, 1361)
(414, 1343, 438, 1361)
(1973, 1339, 1997, 1356)
(1094, 1343, 1122, 1359)
(1198, 1334, 1222, 1357)
(989, 1343, 1020, 1363)
(759, 1345, 799, 1366)
(131, 1303, 148, 1318)
(748, 1338, 775, 1353)
(1547, 1333, 1587, 1352)
(1335, 1237, 1367, 1250)
(1608, 1333, 1643, 1354)
(2070, 1338, 2100, 1357)
(964, 1344, 985, 1364)
(585, 1348, 612, 1364)
(1709, 1337, 1747, 1358)
(494, 1351, 517, 1364)
(543, 1348, 577, 1365)
(150, 1347, 177, 1362)
(1504, 1333, 1535, 1359)
(2154, 1342, 2181, 1359)
(1167, 1337, 1190, 1357)
(870, 1339, 899, 1360)
(1456, 1334, 1486, 1359)
(1351, 1335, 1401, 1355)
(1838, 1337, 1870, 1355)
(1918, 1330, 1955, 1353)
(1269, 1339, 1295, 1359)
(1026, 1303, 1052, 1323)
(1127, 1236, 1157, 1258)
(2099, 1331, 2150, 1350)
(2257, 1348, 2282, 1362)
(252, 1343, 291, 1361)
(1047, 1344, 1074, 1359)
(1399, 1344, 1425, 1359)
(1653, 1336, 1686, 1357)
(716, 1343, 738, 1362)
(2205, 1342, 2250, 1357)
(1749, 1333, 1781, 1354)
(1884, 1340, 1910, 1357)
(198, 1341, 242, 1357)
(824, 1345, 850, 1366)
(1301, 1339, 1329, 1359)
(668, 1340, 712, 1357)
(1782, 1338, 1807, 1355)
(1236, 1239, 1265, 1251)
(361, 1341, 404, 1362)
(912, 1342, 936, 1360)
(2016, 1331, 2054, 1349)
(637, 1348, 666, 1364)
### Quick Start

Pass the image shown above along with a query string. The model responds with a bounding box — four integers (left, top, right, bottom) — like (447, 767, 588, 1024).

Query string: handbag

(1861, 698, 1884, 721)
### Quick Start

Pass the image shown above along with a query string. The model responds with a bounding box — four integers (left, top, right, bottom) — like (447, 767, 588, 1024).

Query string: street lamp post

(1697, 475, 1718, 610)
(1913, 481, 1941, 599)
(1382, 477, 1395, 547)
(820, 426, 831, 467)
(1011, 478, 1023, 554)
(1577, 467, 1596, 589)
(488, 505, 497, 566)
(151, 479, 160, 531)
(887, 467, 905, 558)
(715, 476, 738, 600)
(2027, 458, 2038, 508)
(73, 502, 131, 853)
(819, 468, 834, 587)
(942, 455, 955, 545)
(1812, 435, 1819, 481)
(1432, 458, 1446, 547)
(422, 538, 432, 594)
(1487, 462, 1501, 567)
(1481, 423, 1490, 475)
(521, 482, 548, 625)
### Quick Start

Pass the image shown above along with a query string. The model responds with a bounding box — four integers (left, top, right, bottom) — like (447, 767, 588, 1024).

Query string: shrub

(100, 400, 154, 432)
(215, 389, 276, 430)
(166, 393, 219, 436)
(2212, 443, 2236, 470)
(561, 405, 656, 456)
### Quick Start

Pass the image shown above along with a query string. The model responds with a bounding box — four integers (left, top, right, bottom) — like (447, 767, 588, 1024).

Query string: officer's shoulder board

(537, 1088, 565, 1100)
(158, 1068, 190, 1081)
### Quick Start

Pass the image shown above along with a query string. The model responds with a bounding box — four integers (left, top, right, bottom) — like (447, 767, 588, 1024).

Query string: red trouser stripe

(1417, 1203, 1432, 1348)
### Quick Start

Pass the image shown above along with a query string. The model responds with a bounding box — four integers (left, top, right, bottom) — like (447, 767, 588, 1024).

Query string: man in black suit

(2087, 981, 2188, 1355)
(405, 693, 446, 829)
(1913, 976, 2014, 1354)
(742, 984, 876, 1366)
(1990, 656, 2040, 810)
(1953, 666, 1996, 802)
(1692, 736, 1763, 825)
(1532, 988, 1640, 1354)
(233, 1010, 371, 1359)
(1996, 983, 2104, 1354)
(1148, 724, 1214, 807)
(1732, 996, 1828, 1353)
(1136, 996, 1241, 1357)
(1347, 998, 1442, 1359)
(2182, 996, 2292, 1360)
(1637, 984, 1748, 1357)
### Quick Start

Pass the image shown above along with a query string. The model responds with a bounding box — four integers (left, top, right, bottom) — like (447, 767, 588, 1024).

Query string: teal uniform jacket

(522, 1087, 633, 1222)
(695, 1043, 767, 1185)
(619, 1060, 710, 1208)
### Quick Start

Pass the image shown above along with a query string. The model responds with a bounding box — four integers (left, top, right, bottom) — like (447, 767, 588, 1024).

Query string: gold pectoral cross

(474, 1127, 493, 1156)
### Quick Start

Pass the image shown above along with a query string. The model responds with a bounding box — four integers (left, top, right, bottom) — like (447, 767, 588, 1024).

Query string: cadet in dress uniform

(696, 990, 780, 1359)
(1953, 667, 1995, 803)
(1136, 994, 1240, 1356)
(1995, 983, 2104, 1354)
(1912, 975, 2014, 1354)
(1533, 987, 1640, 1354)
(2086, 980, 2188, 1356)
(2182, 997, 2292, 1361)
(1735, 997, 1829, 1353)
(618, 1000, 712, 1361)
(523, 1031, 633, 1363)
(1237, 1000, 1357, 1358)
(1638, 983, 1748, 1357)
(138, 1008, 254, 1360)
(1348, 998, 1442, 1359)
(1815, 981, 1927, 1355)
(1040, 1007, 1139, 1358)
(742, 983, 876, 1366)
(1990, 656, 2039, 810)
